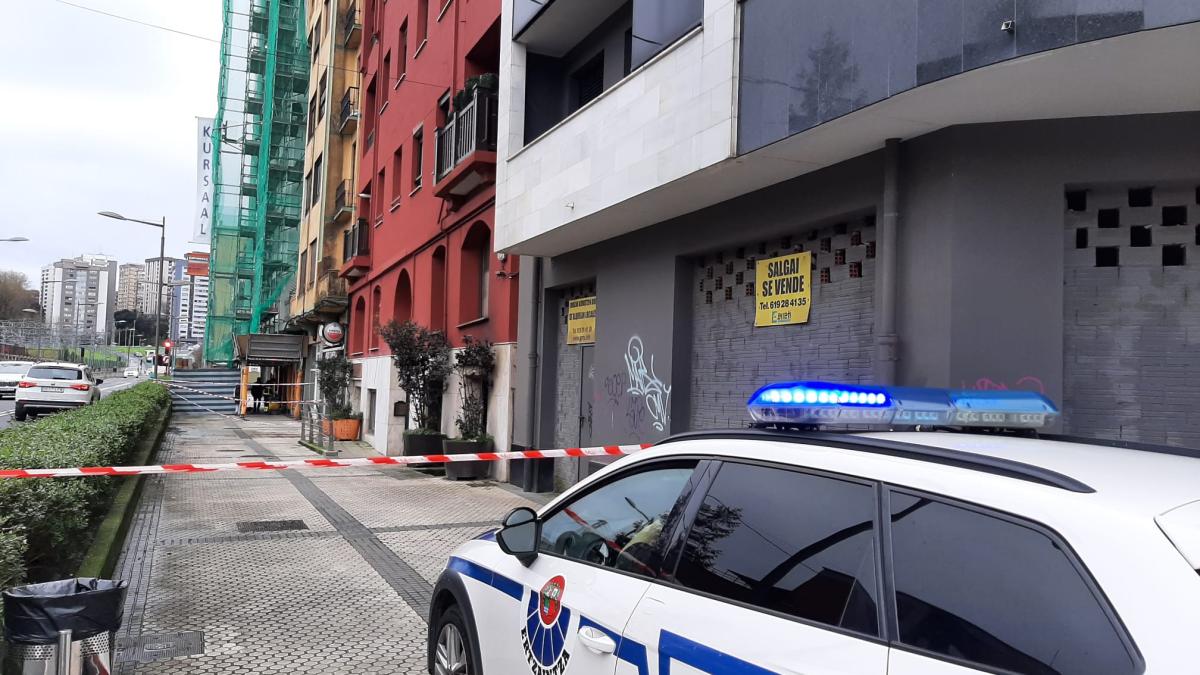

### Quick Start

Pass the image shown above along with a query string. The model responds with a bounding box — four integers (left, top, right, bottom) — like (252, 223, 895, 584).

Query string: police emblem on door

(521, 576, 572, 675)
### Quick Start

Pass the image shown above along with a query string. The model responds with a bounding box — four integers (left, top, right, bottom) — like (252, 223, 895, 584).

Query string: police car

(427, 383, 1200, 675)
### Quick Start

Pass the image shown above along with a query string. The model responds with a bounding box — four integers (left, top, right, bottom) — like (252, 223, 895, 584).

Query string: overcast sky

(0, 0, 220, 287)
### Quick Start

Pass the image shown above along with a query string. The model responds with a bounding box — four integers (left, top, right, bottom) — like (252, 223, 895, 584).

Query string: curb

(76, 402, 172, 579)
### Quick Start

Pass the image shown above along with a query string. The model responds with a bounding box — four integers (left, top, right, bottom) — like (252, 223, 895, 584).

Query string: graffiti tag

(625, 336, 672, 432)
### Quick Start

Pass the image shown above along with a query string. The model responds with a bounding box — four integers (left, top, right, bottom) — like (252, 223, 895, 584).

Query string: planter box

(321, 418, 362, 441)
(404, 432, 446, 468)
(443, 438, 491, 480)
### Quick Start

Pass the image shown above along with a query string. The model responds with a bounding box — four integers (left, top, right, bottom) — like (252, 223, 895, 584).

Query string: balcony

(434, 88, 498, 204)
(339, 218, 371, 279)
(338, 86, 359, 135)
(329, 180, 354, 224)
(343, 4, 362, 48)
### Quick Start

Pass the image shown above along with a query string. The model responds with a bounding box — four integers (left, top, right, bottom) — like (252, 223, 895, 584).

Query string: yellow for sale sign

(755, 251, 812, 327)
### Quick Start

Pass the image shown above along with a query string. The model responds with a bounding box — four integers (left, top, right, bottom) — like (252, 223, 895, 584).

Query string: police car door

(502, 459, 706, 675)
(622, 460, 889, 674)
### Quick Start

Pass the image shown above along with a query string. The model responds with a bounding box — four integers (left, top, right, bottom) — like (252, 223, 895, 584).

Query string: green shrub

(0, 382, 169, 588)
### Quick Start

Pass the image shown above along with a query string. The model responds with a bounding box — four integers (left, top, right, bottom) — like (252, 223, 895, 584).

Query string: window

(398, 22, 408, 80)
(673, 463, 879, 636)
(311, 156, 322, 207)
(382, 53, 391, 101)
(377, 168, 386, 218)
(307, 93, 317, 139)
(394, 270, 412, 323)
(411, 127, 424, 189)
(310, 238, 318, 283)
(437, 91, 451, 125)
(430, 246, 446, 331)
(540, 462, 698, 577)
(417, 0, 429, 43)
(299, 249, 308, 288)
(317, 70, 328, 122)
(391, 148, 403, 202)
(571, 53, 604, 112)
(889, 492, 1138, 675)
(303, 171, 313, 214)
(312, 16, 321, 63)
(459, 222, 490, 322)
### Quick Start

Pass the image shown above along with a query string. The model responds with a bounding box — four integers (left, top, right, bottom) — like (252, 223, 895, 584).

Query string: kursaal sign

(755, 251, 812, 326)
(193, 117, 215, 244)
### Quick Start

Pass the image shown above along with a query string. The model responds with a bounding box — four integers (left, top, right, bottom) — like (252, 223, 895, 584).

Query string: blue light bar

(747, 382, 1058, 429)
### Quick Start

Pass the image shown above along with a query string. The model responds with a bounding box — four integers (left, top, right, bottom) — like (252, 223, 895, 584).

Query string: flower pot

(332, 417, 361, 441)
(442, 438, 492, 480)
(404, 431, 447, 468)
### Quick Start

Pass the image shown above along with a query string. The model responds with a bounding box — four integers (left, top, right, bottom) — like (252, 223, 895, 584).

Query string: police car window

(889, 492, 1137, 675)
(672, 462, 879, 637)
(539, 462, 698, 577)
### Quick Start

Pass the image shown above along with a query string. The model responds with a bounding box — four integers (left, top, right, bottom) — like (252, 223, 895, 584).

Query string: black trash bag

(2, 578, 127, 645)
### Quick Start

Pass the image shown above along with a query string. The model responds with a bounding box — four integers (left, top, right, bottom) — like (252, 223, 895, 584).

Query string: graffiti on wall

(962, 376, 1046, 395)
(625, 336, 672, 432)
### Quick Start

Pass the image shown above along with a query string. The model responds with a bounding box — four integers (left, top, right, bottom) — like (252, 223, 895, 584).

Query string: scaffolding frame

(205, 0, 308, 365)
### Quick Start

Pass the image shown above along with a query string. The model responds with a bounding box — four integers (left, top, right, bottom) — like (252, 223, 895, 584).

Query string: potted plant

(444, 335, 495, 480)
(317, 353, 361, 441)
(381, 320, 452, 457)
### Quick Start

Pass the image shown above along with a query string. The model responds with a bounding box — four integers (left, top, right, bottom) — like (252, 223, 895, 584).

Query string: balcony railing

(331, 180, 354, 223)
(343, 4, 362, 48)
(434, 89, 498, 181)
(338, 86, 359, 134)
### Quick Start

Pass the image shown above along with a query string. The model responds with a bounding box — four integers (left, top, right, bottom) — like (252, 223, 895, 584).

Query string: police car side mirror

(497, 507, 540, 566)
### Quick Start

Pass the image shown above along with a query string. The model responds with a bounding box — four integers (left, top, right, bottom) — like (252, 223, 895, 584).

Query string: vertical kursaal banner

(193, 117, 215, 244)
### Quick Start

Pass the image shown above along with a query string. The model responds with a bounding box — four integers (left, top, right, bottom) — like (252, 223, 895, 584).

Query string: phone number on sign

(762, 297, 808, 311)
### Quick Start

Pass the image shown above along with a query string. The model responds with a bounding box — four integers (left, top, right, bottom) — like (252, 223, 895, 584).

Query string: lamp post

(100, 211, 165, 379)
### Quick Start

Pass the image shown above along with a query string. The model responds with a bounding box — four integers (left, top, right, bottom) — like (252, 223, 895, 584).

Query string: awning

(234, 333, 306, 365)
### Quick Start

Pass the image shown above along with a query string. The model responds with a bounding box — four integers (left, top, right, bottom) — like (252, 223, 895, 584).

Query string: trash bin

(2, 578, 126, 675)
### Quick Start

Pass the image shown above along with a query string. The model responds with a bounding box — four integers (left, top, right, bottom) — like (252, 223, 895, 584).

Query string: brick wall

(1063, 183, 1200, 446)
(690, 216, 877, 429)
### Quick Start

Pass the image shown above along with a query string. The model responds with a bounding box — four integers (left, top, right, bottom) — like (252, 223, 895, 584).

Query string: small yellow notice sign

(567, 296, 597, 345)
(755, 251, 812, 327)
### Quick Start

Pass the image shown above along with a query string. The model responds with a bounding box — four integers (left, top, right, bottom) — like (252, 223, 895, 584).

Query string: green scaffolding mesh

(205, 0, 308, 365)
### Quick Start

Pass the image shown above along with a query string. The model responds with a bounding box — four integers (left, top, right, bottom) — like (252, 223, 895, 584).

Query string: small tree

(454, 335, 495, 441)
(381, 320, 451, 432)
(316, 352, 355, 419)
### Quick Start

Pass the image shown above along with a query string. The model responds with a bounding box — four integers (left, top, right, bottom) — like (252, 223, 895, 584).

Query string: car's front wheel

(432, 605, 473, 675)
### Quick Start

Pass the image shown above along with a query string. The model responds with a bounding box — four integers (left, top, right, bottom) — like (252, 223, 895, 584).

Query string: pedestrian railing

(298, 401, 338, 456)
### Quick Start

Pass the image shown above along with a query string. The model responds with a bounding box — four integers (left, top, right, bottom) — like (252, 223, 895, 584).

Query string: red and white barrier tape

(0, 444, 654, 479)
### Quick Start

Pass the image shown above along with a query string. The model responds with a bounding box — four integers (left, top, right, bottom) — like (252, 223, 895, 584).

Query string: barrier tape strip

(0, 444, 655, 480)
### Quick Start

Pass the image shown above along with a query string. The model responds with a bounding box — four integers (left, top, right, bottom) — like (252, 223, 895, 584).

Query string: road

(0, 376, 142, 431)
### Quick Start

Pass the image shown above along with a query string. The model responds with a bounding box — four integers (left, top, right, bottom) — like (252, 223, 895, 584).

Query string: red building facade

(343, 0, 515, 456)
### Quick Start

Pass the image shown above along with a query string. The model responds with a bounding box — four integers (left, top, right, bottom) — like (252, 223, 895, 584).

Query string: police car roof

(864, 431, 1200, 514)
(655, 429, 1200, 516)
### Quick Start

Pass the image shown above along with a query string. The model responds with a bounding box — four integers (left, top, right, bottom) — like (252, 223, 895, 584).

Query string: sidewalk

(113, 413, 540, 674)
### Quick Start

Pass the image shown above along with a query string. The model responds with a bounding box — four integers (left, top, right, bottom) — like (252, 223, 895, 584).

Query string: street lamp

(100, 211, 166, 378)
(0, 236, 29, 242)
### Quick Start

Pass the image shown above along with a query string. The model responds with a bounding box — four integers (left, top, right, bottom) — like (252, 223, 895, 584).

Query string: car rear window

(0, 363, 30, 373)
(27, 367, 82, 380)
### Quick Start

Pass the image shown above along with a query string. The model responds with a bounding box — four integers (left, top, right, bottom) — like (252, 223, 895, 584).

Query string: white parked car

(0, 361, 34, 399)
(124, 368, 140, 378)
(14, 362, 102, 421)
(428, 383, 1199, 675)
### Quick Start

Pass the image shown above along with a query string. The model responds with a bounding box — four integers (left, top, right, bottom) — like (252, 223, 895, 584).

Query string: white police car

(428, 383, 1200, 675)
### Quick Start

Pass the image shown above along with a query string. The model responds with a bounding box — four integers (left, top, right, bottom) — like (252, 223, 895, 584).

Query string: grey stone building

(495, 0, 1200, 489)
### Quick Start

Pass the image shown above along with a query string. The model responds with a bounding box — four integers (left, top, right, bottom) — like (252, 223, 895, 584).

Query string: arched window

(370, 286, 382, 350)
(459, 222, 490, 324)
(394, 270, 412, 324)
(431, 246, 446, 331)
(352, 296, 367, 355)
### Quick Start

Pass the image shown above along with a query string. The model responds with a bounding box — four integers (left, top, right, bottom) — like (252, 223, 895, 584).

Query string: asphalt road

(0, 376, 142, 431)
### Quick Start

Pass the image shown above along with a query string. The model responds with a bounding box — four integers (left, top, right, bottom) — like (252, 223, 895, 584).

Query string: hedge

(0, 382, 169, 599)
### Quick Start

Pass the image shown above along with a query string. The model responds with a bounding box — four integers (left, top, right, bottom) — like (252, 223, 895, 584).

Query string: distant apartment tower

(140, 257, 181, 315)
(116, 263, 145, 311)
(172, 251, 210, 345)
(39, 254, 119, 338)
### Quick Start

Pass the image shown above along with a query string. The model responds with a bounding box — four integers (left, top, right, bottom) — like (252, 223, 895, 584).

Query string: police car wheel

(433, 606, 473, 675)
